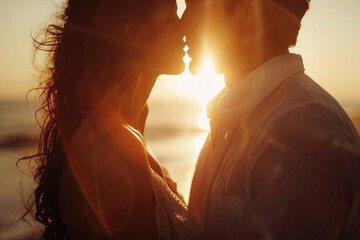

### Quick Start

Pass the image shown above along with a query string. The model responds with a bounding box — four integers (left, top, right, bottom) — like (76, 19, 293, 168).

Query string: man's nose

(180, 8, 191, 34)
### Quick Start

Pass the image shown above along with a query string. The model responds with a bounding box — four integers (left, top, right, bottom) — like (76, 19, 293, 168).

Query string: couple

(28, 0, 360, 239)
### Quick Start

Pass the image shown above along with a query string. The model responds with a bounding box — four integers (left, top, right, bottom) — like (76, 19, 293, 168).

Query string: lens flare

(197, 54, 217, 78)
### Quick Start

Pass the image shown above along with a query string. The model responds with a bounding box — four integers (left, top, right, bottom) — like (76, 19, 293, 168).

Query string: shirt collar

(207, 53, 305, 120)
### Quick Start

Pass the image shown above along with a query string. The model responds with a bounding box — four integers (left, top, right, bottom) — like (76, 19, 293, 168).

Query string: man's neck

(224, 42, 289, 88)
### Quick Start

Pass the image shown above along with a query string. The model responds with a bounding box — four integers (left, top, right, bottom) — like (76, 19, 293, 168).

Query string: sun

(195, 55, 225, 130)
(198, 54, 217, 79)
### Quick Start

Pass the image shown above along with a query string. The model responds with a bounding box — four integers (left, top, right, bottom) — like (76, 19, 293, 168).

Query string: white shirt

(188, 53, 360, 239)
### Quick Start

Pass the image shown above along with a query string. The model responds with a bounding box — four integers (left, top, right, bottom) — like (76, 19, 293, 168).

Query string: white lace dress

(150, 169, 203, 239)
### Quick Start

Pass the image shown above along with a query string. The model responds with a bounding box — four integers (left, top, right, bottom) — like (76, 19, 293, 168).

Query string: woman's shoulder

(60, 107, 157, 238)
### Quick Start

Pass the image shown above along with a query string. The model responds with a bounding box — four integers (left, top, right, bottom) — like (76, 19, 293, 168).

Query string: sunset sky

(0, 0, 359, 103)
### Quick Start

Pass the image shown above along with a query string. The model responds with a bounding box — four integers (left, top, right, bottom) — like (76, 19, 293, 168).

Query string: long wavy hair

(21, 0, 166, 239)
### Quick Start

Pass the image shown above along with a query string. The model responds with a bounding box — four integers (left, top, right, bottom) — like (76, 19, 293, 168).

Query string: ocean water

(0, 98, 208, 239)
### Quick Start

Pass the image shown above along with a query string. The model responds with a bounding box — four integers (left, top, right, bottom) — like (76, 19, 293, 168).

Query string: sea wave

(0, 134, 38, 149)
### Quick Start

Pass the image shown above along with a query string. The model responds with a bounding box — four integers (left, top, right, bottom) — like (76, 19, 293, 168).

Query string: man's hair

(264, 0, 311, 47)
(226, 0, 311, 48)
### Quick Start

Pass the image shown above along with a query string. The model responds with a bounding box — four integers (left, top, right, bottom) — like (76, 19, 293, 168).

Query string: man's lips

(186, 41, 193, 51)
(187, 46, 198, 58)
(185, 40, 199, 56)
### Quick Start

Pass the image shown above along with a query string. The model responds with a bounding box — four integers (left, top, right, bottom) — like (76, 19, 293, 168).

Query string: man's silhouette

(183, 0, 360, 239)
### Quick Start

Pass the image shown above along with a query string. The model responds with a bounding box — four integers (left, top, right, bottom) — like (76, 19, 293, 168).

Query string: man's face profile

(182, 0, 256, 76)
(182, 0, 231, 75)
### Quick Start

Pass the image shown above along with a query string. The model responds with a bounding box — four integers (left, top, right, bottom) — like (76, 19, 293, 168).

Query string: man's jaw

(188, 54, 203, 76)
(187, 45, 203, 76)
(189, 62, 199, 76)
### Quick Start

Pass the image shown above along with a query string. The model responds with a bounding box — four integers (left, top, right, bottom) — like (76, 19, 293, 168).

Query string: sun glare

(195, 54, 224, 130)
(198, 55, 217, 78)
(173, 49, 225, 131)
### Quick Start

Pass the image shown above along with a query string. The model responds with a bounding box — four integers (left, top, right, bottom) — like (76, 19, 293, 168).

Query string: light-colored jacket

(189, 54, 360, 239)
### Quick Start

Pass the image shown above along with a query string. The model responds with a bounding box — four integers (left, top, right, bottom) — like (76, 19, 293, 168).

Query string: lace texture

(151, 169, 202, 240)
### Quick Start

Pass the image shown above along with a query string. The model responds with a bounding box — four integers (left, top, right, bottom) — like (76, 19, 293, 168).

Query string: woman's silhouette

(23, 0, 201, 238)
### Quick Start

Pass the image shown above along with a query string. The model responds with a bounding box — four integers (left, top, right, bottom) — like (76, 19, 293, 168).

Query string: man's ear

(232, 0, 264, 26)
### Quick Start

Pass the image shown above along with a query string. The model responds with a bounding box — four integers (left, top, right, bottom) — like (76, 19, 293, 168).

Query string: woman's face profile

(141, 0, 185, 75)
